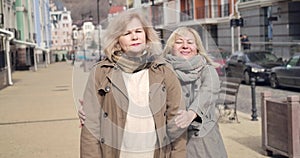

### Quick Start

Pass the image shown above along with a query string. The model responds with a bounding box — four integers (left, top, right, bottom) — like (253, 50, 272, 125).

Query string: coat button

(103, 112, 108, 118)
(194, 132, 199, 136)
(164, 111, 166, 116)
(105, 86, 110, 92)
(100, 138, 105, 143)
(98, 89, 105, 96)
(162, 86, 166, 92)
(185, 93, 190, 97)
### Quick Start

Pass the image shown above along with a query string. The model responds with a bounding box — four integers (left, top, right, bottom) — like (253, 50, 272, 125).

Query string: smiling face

(172, 31, 198, 59)
(118, 18, 147, 56)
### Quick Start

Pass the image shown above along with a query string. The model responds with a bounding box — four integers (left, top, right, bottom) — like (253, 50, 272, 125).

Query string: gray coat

(180, 65, 227, 158)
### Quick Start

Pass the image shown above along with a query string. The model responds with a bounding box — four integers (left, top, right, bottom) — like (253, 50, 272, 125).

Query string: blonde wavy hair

(102, 10, 162, 61)
(163, 27, 214, 65)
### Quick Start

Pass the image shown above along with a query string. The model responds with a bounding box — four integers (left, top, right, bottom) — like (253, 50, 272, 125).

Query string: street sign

(230, 18, 244, 27)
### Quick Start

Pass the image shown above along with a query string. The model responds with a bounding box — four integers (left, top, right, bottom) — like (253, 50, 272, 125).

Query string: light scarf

(165, 54, 207, 83)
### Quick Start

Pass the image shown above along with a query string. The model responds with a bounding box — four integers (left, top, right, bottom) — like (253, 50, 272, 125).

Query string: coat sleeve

(80, 66, 102, 158)
(164, 66, 187, 158)
(80, 126, 101, 158)
(188, 65, 220, 122)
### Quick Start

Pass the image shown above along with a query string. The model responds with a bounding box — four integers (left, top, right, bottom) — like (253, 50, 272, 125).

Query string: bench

(216, 77, 241, 123)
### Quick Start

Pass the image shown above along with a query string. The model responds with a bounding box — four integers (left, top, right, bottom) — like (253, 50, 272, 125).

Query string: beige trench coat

(80, 59, 187, 158)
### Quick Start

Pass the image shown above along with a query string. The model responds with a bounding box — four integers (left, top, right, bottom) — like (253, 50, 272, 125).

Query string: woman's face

(118, 18, 146, 56)
(172, 31, 198, 59)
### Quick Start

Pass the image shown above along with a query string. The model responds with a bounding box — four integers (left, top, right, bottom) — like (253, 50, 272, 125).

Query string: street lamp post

(97, 0, 101, 60)
(97, 0, 100, 25)
(151, 0, 155, 26)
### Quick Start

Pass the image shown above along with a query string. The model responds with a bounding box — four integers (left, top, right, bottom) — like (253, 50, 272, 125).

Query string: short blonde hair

(102, 10, 162, 61)
(163, 27, 214, 65)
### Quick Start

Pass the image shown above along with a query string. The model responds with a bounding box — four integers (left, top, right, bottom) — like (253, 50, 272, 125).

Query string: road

(235, 81, 299, 117)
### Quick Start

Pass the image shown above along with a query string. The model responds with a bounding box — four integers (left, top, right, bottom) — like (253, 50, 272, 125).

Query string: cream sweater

(120, 69, 156, 158)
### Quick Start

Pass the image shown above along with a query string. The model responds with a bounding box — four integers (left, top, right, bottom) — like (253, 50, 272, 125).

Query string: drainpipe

(0, 28, 14, 85)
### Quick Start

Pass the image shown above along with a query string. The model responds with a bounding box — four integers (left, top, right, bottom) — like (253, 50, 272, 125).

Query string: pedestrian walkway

(0, 61, 279, 158)
(0, 62, 80, 158)
(219, 113, 269, 158)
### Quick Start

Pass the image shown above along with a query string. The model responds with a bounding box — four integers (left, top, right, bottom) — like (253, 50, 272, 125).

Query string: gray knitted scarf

(165, 54, 207, 82)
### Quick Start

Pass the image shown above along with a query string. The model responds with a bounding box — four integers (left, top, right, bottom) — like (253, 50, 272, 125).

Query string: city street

(0, 61, 297, 158)
(235, 81, 299, 117)
(1, 0, 299, 157)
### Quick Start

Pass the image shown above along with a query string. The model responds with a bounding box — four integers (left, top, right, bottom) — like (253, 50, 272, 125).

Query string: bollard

(251, 77, 258, 121)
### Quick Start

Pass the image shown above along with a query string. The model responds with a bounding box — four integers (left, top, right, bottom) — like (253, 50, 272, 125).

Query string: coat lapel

(107, 69, 129, 113)
(148, 66, 166, 121)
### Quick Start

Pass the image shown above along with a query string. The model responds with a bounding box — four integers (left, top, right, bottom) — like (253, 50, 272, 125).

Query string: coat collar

(100, 57, 167, 91)
(99, 57, 168, 114)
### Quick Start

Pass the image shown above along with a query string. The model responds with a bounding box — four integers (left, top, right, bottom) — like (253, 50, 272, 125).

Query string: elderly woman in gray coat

(163, 27, 228, 158)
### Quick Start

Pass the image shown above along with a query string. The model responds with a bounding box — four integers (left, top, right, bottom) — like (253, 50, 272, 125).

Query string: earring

(115, 43, 121, 50)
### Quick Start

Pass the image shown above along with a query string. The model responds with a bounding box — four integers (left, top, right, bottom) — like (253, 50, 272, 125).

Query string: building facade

(50, 4, 73, 60)
(33, 0, 51, 63)
(50, 9, 73, 51)
(130, 0, 300, 60)
(237, 0, 300, 59)
(0, 0, 51, 89)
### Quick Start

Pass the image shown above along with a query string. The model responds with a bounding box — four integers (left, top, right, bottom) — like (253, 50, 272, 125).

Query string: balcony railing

(180, 9, 194, 21)
(194, 3, 230, 20)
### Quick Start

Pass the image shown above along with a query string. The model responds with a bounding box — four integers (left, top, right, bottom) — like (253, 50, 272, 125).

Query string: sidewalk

(219, 113, 269, 158)
(0, 62, 272, 158)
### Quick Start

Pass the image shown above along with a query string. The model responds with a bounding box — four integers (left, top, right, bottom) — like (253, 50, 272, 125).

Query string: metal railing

(181, 3, 230, 22)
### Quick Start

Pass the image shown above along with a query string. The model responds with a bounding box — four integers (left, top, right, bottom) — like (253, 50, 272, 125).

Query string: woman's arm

(80, 67, 102, 158)
(188, 65, 220, 119)
(164, 66, 187, 158)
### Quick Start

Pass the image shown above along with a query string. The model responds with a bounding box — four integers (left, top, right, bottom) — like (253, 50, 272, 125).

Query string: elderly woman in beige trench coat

(80, 10, 187, 158)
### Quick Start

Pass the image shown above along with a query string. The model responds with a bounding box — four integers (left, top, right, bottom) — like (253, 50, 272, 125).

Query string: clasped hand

(175, 110, 197, 128)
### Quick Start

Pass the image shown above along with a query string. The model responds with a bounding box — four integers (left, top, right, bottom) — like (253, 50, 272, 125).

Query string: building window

(221, 0, 229, 17)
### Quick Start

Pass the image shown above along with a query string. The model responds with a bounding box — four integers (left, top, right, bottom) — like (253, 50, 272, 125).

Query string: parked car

(207, 49, 230, 76)
(269, 54, 300, 89)
(224, 51, 284, 84)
